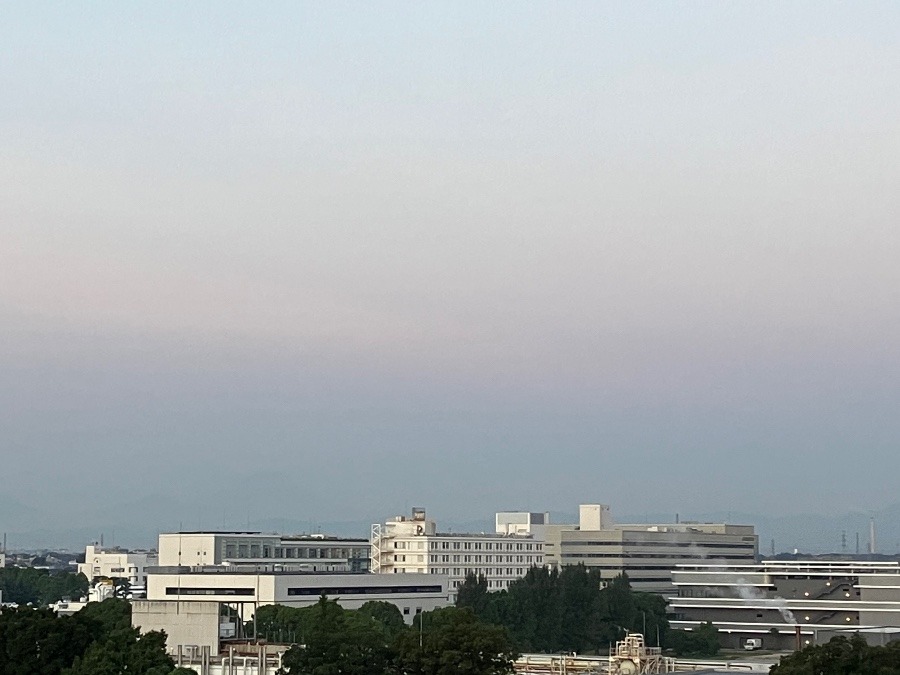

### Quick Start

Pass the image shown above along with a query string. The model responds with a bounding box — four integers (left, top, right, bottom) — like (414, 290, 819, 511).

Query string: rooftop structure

(157, 531, 370, 572)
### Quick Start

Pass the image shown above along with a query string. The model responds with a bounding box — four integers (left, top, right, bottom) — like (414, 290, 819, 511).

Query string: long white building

(371, 508, 544, 601)
(158, 531, 370, 572)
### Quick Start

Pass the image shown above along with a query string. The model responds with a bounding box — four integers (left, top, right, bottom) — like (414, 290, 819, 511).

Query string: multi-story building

(371, 508, 544, 601)
(543, 504, 758, 593)
(77, 545, 159, 589)
(670, 560, 900, 650)
(157, 532, 370, 572)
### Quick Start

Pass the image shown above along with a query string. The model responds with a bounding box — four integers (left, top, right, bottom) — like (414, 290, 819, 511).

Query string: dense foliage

(0, 567, 89, 605)
(666, 622, 720, 657)
(771, 634, 900, 675)
(455, 566, 669, 654)
(0, 598, 191, 675)
(263, 598, 517, 675)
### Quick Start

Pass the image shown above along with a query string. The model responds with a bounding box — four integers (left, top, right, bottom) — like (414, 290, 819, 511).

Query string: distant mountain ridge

(3, 496, 900, 555)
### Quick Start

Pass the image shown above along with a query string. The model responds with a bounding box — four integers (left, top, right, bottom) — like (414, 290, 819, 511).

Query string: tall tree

(395, 607, 517, 675)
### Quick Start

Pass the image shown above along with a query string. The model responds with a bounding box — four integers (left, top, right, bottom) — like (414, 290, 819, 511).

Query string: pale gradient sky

(2, 2, 899, 534)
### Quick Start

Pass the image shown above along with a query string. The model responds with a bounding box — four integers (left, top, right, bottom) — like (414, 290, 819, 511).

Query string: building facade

(371, 508, 544, 601)
(138, 567, 450, 655)
(543, 505, 758, 593)
(670, 560, 900, 650)
(78, 545, 159, 589)
(157, 532, 370, 572)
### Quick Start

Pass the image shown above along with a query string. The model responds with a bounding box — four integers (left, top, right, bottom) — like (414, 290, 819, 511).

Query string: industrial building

(669, 560, 900, 650)
(371, 508, 544, 601)
(542, 505, 758, 593)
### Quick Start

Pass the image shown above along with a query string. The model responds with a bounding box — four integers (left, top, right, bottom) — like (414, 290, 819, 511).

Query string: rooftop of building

(161, 532, 368, 542)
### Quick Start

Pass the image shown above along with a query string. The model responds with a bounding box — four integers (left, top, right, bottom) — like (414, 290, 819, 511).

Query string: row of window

(451, 578, 514, 589)
(562, 540, 756, 549)
(426, 554, 539, 564)
(393, 540, 541, 552)
(165, 585, 443, 597)
(427, 567, 528, 577)
(287, 585, 443, 596)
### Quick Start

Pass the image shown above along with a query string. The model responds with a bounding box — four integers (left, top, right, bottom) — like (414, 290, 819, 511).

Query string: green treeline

(772, 634, 900, 675)
(255, 598, 517, 675)
(455, 566, 669, 654)
(0, 567, 89, 605)
(0, 598, 193, 675)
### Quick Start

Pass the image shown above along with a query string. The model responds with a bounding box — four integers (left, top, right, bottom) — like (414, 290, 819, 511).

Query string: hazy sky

(2, 2, 900, 533)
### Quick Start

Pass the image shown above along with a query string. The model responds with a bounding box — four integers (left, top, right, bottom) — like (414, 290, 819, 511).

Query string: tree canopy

(271, 598, 517, 675)
(0, 598, 191, 675)
(666, 622, 720, 657)
(455, 566, 669, 654)
(0, 567, 89, 605)
(771, 634, 900, 675)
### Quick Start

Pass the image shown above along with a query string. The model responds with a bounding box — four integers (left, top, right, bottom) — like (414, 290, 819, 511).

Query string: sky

(2, 2, 900, 537)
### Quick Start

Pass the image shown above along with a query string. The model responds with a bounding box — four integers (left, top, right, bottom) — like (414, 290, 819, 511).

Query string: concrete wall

(132, 600, 220, 655)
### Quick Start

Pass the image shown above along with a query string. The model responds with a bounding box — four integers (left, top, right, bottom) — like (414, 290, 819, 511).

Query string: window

(166, 587, 254, 596)
(403, 607, 410, 615)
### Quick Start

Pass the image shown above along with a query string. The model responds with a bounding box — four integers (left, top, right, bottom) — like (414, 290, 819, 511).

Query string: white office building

(371, 508, 544, 601)
(78, 545, 159, 589)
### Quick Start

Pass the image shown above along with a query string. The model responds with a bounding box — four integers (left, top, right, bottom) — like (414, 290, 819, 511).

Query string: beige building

(78, 545, 158, 589)
(371, 508, 544, 601)
(543, 504, 758, 593)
